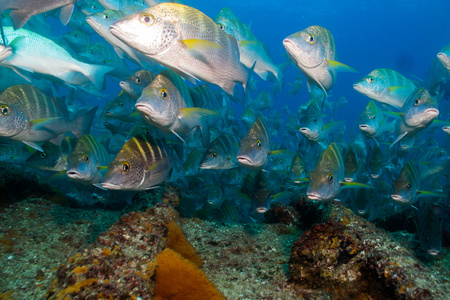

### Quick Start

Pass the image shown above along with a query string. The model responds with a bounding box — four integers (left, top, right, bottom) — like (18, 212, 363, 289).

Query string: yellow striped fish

(200, 134, 240, 170)
(0, 84, 97, 151)
(67, 134, 110, 185)
(101, 133, 172, 190)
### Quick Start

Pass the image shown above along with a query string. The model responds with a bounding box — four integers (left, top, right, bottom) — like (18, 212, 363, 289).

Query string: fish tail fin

(83, 63, 114, 91)
(243, 61, 257, 111)
(72, 107, 98, 138)
(274, 60, 289, 94)
(8, 9, 31, 29)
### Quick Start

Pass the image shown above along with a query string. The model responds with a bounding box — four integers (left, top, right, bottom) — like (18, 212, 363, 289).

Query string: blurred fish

(367, 140, 383, 179)
(241, 108, 258, 129)
(391, 161, 445, 206)
(353, 68, 418, 109)
(103, 115, 135, 135)
(283, 25, 355, 102)
(437, 44, 450, 71)
(288, 75, 303, 96)
(182, 149, 203, 176)
(307, 142, 373, 201)
(289, 152, 306, 182)
(237, 117, 269, 170)
(0, 0, 77, 29)
(358, 100, 394, 139)
(26, 137, 77, 171)
(0, 27, 113, 90)
(206, 184, 224, 207)
(98, 0, 147, 10)
(67, 134, 110, 185)
(250, 170, 271, 213)
(68, 10, 97, 34)
(249, 91, 273, 112)
(120, 69, 156, 100)
(220, 167, 244, 187)
(418, 148, 450, 180)
(268, 150, 296, 172)
(135, 70, 220, 147)
(199, 134, 240, 170)
(391, 87, 439, 146)
(86, 8, 145, 66)
(103, 91, 140, 123)
(0, 66, 54, 95)
(63, 30, 91, 53)
(425, 57, 449, 96)
(110, 3, 250, 95)
(416, 203, 443, 255)
(101, 133, 172, 190)
(0, 85, 96, 151)
(77, 0, 105, 15)
(343, 145, 358, 182)
(0, 141, 31, 164)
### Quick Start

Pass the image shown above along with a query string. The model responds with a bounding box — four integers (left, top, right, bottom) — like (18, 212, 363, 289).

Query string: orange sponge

(166, 221, 202, 267)
(154, 249, 226, 300)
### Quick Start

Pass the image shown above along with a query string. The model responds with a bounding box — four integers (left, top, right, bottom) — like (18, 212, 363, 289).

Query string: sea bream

(0, 27, 113, 90)
(237, 117, 269, 170)
(307, 142, 373, 201)
(109, 3, 250, 95)
(283, 25, 355, 102)
(101, 133, 173, 191)
(199, 134, 240, 170)
(0, 85, 96, 151)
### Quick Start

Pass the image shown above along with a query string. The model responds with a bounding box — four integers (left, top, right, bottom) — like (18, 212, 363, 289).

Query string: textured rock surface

(289, 202, 450, 299)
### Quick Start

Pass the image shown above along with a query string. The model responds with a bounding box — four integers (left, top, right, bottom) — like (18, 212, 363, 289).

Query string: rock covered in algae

(289, 202, 450, 299)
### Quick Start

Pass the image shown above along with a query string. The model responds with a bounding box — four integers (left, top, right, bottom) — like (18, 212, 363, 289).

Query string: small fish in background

(237, 117, 270, 170)
(267, 150, 296, 172)
(391, 87, 440, 147)
(283, 25, 355, 103)
(66, 134, 111, 185)
(220, 167, 245, 187)
(247, 91, 273, 112)
(26, 137, 77, 172)
(120, 70, 156, 101)
(0, 27, 114, 90)
(366, 140, 384, 179)
(288, 74, 303, 96)
(0, 0, 78, 29)
(250, 170, 271, 213)
(110, 3, 250, 95)
(307, 142, 373, 201)
(135, 69, 221, 148)
(101, 133, 173, 190)
(353, 68, 418, 109)
(416, 202, 443, 256)
(391, 161, 445, 207)
(0, 141, 32, 164)
(199, 134, 240, 170)
(343, 145, 358, 182)
(288, 152, 307, 183)
(241, 108, 258, 130)
(76, 0, 105, 15)
(102, 91, 140, 123)
(358, 100, 395, 140)
(418, 148, 450, 181)
(182, 149, 203, 176)
(0, 85, 97, 151)
(97, 0, 147, 10)
(63, 30, 92, 53)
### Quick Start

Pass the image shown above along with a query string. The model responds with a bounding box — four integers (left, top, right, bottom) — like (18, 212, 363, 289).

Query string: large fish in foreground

(0, 0, 77, 29)
(237, 117, 269, 170)
(353, 68, 418, 109)
(101, 133, 172, 190)
(0, 85, 96, 151)
(307, 142, 373, 201)
(283, 25, 355, 102)
(358, 100, 395, 139)
(109, 3, 250, 95)
(0, 27, 113, 90)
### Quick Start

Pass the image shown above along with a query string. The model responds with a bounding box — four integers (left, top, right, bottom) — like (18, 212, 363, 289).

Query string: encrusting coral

(154, 248, 226, 300)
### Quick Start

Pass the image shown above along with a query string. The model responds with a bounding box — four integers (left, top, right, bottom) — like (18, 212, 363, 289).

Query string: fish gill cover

(0, 0, 449, 299)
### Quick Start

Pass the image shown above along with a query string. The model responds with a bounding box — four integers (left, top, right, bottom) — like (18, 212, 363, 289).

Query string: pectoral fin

(340, 181, 375, 189)
(327, 60, 357, 72)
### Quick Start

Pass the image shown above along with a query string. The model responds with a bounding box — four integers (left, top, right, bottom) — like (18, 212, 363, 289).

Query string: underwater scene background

(0, 0, 450, 299)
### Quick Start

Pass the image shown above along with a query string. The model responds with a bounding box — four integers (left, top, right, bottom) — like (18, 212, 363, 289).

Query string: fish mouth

(359, 124, 369, 129)
(106, 111, 116, 117)
(119, 81, 130, 91)
(135, 103, 154, 116)
(358, 210, 366, 215)
(425, 108, 439, 117)
(307, 193, 323, 200)
(67, 171, 82, 179)
(391, 194, 404, 202)
(371, 174, 379, 179)
(255, 207, 268, 213)
(0, 45, 12, 61)
(101, 182, 120, 190)
(344, 177, 354, 182)
(109, 24, 124, 41)
(237, 156, 252, 165)
(428, 250, 440, 256)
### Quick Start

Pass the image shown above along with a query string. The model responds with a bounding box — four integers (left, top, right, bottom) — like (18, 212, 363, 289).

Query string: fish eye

(119, 101, 125, 107)
(88, 49, 94, 54)
(83, 154, 89, 162)
(135, 78, 142, 84)
(40, 152, 46, 159)
(439, 151, 445, 158)
(414, 98, 422, 106)
(406, 182, 412, 189)
(102, 13, 109, 19)
(160, 89, 168, 100)
(218, 24, 225, 31)
(1, 105, 10, 115)
(144, 128, 150, 135)
(92, 5, 97, 9)
(140, 13, 155, 26)
(256, 139, 262, 149)
(122, 162, 130, 172)
(367, 76, 375, 83)
(328, 173, 333, 182)
(307, 34, 316, 44)
(369, 114, 375, 120)
(313, 116, 317, 123)
(210, 152, 218, 158)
